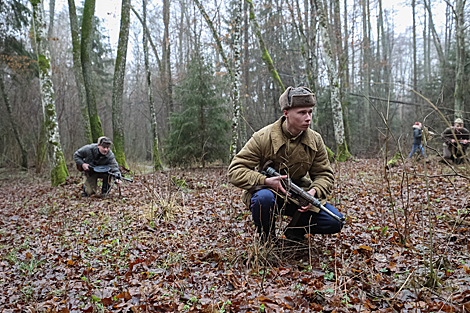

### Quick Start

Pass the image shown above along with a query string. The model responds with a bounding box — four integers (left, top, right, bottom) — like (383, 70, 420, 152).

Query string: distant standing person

(441, 118, 470, 164)
(74, 136, 122, 197)
(408, 122, 426, 158)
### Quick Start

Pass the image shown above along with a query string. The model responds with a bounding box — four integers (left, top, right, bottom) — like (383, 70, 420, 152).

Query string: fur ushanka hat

(279, 86, 316, 111)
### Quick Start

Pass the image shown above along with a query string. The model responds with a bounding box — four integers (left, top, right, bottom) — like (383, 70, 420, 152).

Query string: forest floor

(1, 158, 470, 312)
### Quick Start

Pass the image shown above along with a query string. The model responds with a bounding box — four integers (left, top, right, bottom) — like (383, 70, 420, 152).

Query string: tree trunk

(241, 0, 248, 142)
(309, 0, 319, 127)
(67, 0, 93, 144)
(445, 3, 453, 59)
(112, 0, 131, 169)
(143, 0, 162, 170)
(378, 0, 389, 94)
(454, 0, 466, 119)
(30, 0, 69, 186)
(412, 0, 418, 107)
(0, 74, 28, 169)
(423, 7, 428, 83)
(314, 0, 351, 161)
(48, 0, 55, 40)
(81, 0, 103, 142)
(362, 0, 370, 147)
(424, 0, 446, 67)
(162, 0, 173, 116)
(245, 0, 285, 92)
(230, 0, 243, 160)
(342, 0, 351, 148)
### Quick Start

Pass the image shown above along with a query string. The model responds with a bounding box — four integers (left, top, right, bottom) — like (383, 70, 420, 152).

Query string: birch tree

(111, 0, 131, 169)
(314, 0, 351, 160)
(30, 0, 69, 186)
(143, 0, 162, 170)
(81, 0, 103, 142)
(193, 0, 245, 159)
(230, 0, 243, 160)
(67, 0, 93, 144)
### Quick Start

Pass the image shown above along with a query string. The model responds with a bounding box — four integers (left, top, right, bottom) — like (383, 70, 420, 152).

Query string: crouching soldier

(228, 87, 344, 243)
(74, 136, 122, 197)
(442, 118, 470, 165)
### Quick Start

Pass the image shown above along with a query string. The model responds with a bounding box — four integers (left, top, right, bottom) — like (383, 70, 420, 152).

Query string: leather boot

(101, 174, 110, 196)
(81, 186, 88, 197)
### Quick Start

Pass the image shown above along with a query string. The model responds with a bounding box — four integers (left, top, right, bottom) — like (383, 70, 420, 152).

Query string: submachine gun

(261, 166, 345, 225)
(77, 164, 133, 196)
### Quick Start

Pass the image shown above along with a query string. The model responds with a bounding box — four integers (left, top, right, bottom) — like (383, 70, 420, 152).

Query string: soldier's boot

(101, 175, 110, 196)
(284, 227, 306, 243)
(81, 186, 88, 197)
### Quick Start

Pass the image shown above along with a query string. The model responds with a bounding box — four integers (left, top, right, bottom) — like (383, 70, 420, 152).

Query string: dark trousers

(250, 189, 343, 239)
(84, 172, 110, 195)
(450, 145, 467, 164)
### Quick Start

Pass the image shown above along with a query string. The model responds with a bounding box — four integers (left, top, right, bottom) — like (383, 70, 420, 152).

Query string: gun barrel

(267, 167, 345, 225)
(108, 171, 133, 182)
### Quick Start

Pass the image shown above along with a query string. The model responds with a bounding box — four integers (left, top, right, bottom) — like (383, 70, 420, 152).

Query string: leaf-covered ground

(1, 158, 470, 312)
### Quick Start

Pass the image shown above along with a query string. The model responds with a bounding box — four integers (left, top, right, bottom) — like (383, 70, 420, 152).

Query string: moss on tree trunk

(31, 0, 69, 186)
(111, 0, 130, 169)
(336, 140, 352, 162)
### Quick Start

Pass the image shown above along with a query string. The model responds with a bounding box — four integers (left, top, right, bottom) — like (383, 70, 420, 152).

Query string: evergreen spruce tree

(165, 54, 230, 168)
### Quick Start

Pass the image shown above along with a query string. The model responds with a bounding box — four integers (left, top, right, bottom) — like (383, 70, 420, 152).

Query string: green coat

(228, 117, 334, 210)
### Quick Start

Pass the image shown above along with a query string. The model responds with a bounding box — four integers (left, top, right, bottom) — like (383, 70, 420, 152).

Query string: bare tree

(314, 0, 351, 160)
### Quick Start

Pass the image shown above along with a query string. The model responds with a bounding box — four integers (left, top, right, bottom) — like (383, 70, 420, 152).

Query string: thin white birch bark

(230, 0, 243, 160)
(314, 0, 350, 159)
(193, 0, 245, 158)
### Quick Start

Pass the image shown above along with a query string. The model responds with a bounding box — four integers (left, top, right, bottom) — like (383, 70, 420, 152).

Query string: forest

(1, 0, 470, 311)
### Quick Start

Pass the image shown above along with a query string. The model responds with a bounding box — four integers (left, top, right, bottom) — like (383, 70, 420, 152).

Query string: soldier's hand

(82, 163, 90, 171)
(116, 179, 122, 185)
(265, 176, 287, 194)
(299, 188, 316, 212)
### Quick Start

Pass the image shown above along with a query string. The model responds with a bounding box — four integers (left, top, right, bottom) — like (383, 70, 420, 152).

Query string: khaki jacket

(228, 117, 334, 210)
